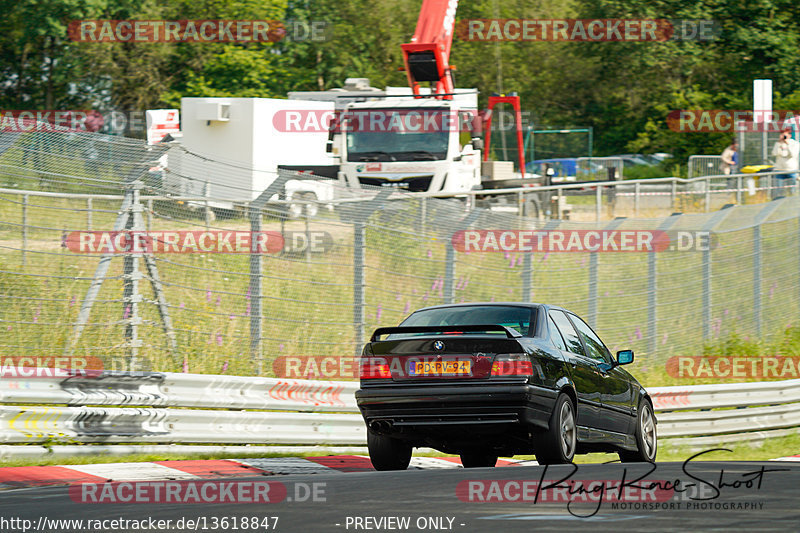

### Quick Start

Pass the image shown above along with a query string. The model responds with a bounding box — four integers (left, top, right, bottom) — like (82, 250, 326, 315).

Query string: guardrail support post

(86, 198, 92, 231)
(589, 218, 626, 328)
(634, 183, 640, 217)
(704, 179, 711, 212)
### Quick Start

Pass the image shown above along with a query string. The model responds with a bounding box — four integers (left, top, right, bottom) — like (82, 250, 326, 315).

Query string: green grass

(2, 432, 798, 467)
(0, 450, 343, 468)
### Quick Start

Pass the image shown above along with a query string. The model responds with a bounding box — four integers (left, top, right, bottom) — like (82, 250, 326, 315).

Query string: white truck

(288, 79, 483, 195)
(151, 79, 544, 218)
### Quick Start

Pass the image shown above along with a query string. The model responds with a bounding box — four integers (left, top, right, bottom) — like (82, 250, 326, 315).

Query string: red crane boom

(401, 0, 527, 174)
(401, 0, 459, 99)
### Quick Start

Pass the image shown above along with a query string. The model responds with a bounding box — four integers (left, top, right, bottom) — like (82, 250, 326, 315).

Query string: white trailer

(163, 97, 337, 211)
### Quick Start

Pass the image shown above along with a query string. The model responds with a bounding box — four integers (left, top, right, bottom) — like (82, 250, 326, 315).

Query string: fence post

(444, 210, 482, 304)
(701, 205, 735, 339)
(595, 185, 602, 222)
(353, 220, 366, 354)
(634, 182, 640, 217)
(752, 200, 784, 337)
(648, 213, 681, 355)
(122, 183, 144, 369)
(21, 194, 28, 266)
(249, 210, 264, 373)
(418, 197, 427, 234)
(340, 190, 391, 357)
(525, 220, 561, 302)
(147, 198, 153, 231)
(246, 171, 298, 372)
(671, 180, 677, 210)
(736, 175, 743, 205)
(204, 181, 212, 229)
(589, 217, 626, 328)
(704, 179, 711, 212)
(86, 198, 92, 231)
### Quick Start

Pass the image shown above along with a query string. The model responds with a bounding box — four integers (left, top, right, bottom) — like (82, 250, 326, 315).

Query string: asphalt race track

(1, 461, 798, 532)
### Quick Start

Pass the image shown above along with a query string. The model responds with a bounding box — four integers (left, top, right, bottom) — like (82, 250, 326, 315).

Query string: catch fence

(1, 129, 799, 386)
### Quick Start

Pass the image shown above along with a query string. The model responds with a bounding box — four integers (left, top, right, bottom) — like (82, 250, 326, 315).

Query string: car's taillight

(360, 357, 391, 379)
(491, 354, 532, 376)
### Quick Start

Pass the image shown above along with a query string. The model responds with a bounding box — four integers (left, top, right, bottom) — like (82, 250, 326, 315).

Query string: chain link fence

(688, 155, 723, 178)
(2, 129, 799, 386)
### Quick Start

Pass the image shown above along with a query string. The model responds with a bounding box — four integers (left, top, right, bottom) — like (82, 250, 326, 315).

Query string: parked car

(356, 302, 656, 469)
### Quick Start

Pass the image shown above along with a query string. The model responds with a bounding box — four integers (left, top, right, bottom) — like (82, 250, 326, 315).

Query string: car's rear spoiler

(370, 324, 522, 342)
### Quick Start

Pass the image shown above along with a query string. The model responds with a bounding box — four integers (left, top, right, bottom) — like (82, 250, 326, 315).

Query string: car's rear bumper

(356, 381, 557, 447)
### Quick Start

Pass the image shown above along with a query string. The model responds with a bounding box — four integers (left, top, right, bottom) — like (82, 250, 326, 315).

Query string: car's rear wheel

(459, 451, 498, 468)
(536, 393, 577, 464)
(619, 399, 657, 463)
(367, 430, 413, 471)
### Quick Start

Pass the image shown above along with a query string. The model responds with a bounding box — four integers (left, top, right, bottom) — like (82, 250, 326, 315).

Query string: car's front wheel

(367, 430, 413, 471)
(460, 451, 498, 468)
(619, 399, 657, 463)
(536, 393, 577, 464)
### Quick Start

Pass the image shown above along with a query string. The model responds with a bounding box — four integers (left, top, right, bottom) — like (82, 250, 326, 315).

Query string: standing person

(720, 140, 737, 175)
(771, 126, 799, 198)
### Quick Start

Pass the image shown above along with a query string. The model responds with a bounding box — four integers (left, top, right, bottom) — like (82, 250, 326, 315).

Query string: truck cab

(338, 96, 481, 194)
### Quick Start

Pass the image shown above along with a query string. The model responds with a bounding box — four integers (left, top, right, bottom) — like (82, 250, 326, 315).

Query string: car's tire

(536, 393, 577, 464)
(460, 451, 498, 468)
(367, 430, 413, 471)
(619, 399, 657, 463)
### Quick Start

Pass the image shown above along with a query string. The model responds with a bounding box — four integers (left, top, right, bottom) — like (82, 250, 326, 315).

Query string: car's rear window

(397, 305, 535, 336)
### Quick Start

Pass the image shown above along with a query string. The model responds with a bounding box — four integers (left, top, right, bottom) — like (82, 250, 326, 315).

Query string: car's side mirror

(616, 349, 634, 365)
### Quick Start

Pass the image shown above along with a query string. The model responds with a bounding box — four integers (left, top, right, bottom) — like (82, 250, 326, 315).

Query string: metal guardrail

(2, 371, 799, 447)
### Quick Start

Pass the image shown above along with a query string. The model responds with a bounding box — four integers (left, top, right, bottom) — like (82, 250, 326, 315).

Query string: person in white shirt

(771, 126, 799, 197)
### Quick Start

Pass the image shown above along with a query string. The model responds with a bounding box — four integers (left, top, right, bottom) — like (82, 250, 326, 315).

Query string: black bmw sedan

(355, 302, 656, 469)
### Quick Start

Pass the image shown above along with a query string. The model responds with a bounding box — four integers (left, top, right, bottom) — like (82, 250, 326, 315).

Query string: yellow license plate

(410, 360, 471, 376)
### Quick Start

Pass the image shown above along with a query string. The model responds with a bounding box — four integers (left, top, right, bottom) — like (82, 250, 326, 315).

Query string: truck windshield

(345, 108, 450, 162)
